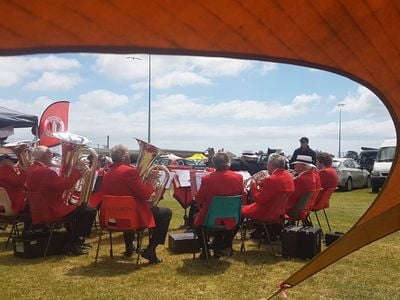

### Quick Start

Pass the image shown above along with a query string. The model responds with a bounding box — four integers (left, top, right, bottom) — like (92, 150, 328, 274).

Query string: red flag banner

(39, 101, 69, 147)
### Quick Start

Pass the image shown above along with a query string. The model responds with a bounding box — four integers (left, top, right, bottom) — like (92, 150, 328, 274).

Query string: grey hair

(32, 146, 49, 161)
(111, 144, 129, 163)
(267, 153, 286, 169)
(212, 152, 231, 170)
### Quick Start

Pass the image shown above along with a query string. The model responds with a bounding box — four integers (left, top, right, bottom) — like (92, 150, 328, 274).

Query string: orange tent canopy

(1, 0, 399, 293)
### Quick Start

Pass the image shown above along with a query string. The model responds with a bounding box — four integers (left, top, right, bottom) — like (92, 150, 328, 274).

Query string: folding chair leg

(95, 230, 103, 264)
(200, 227, 209, 261)
(193, 231, 197, 260)
(5, 223, 15, 249)
(323, 209, 332, 232)
(109, 232, 113, 258)
(263, 224, 277, 257)
(314, 211, 323, 230)
(239, 225, 247, 262)
(136, 230, 143, 265)
(44, 224, 55, 257)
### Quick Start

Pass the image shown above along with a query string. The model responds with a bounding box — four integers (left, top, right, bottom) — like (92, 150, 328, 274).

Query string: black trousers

(195, 228, 233, 251)
(123, 206, 172, 248)
(65, 204, 97, 245)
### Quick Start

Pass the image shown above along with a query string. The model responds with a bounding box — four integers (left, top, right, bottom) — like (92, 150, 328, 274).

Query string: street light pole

(126, 55, 151, 143)
(148, 54, 151, 143)
(337, 103, 345, 158)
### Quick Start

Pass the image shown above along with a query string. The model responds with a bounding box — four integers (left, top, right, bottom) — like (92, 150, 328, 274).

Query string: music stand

(170, 166, 193, 227)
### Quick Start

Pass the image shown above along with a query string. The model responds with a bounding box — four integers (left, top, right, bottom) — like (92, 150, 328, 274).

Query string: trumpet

(135, 138, 170, 206)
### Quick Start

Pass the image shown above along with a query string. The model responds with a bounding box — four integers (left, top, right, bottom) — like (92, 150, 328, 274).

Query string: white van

(371, 138, 397, 193)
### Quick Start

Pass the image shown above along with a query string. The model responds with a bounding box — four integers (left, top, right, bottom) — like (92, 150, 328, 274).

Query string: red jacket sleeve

(41, 168, 82, 193)
(250, 177, 276, 205)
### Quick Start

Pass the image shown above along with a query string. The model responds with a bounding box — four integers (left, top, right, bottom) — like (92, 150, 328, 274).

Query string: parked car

(332, 158, 371, 191)
(358, 148, 377, 173)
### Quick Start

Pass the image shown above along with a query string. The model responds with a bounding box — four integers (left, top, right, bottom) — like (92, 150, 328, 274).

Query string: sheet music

(175, 169, 191, 187)
(165, 171, 175, 189)
(234, 170, 251, 182)
(195, 171, 210, 191)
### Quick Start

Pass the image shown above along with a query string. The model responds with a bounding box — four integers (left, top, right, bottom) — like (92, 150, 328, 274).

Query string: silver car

(332, 158, 371, 191)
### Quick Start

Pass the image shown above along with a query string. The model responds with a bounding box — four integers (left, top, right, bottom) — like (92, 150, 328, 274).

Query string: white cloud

(261, 62, 278, 75)
(152, 93, 320, 121)
(152, 71, 211, 89)
(336, 86, 388, 117)
(190, 57, 255, 77)
(24, 72, 82, 91)
(0, 55, 80, 88)
(93, 54, 255, 89)
(77, 89, 130, 109)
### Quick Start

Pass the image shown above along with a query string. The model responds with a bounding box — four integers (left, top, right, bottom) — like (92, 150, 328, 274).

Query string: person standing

(289, 137, 317, 168)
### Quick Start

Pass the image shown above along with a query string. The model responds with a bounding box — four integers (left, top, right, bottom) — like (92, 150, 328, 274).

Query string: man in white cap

(284, 155, 317, 217)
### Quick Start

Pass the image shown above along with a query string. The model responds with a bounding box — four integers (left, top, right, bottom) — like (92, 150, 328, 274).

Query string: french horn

(135, 138, 170, 206)
(54, 131, 98, 205)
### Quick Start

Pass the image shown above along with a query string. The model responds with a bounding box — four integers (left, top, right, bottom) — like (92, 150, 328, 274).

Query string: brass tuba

(54, 132, 98, 205)
(3, 139, 38, 170)
(135, 138, 170, 206)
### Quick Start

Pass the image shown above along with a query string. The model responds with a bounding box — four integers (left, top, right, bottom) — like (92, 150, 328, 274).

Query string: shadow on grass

(176, 257, 231, 276)
(65, 255, 153, 277)
(0, 251, 71, 266)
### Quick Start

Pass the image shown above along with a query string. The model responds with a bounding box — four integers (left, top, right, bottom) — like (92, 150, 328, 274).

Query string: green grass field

(0, 188, 399, 299)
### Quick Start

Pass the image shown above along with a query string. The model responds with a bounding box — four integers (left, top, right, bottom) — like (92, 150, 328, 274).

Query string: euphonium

(244, 170, 269, 189)
(54, 132, 98, 205)
(135, 138, 170, 206)
(3, 139, 37, 169)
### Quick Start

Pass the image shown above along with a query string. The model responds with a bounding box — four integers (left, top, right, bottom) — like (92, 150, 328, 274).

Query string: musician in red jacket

(0, 154, 26, 213)
(99, 144, 172, 263)
(285, 155, 317, 217)
(26, 146, 92, 255)
(242, 153, 294, 223)
(316, 152, 339, 189)
(194, 152, 247, 258)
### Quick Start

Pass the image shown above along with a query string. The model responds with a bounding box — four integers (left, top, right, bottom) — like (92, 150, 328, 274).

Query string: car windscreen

(332, 161, 341, 168)
(376, 146, 396, 162)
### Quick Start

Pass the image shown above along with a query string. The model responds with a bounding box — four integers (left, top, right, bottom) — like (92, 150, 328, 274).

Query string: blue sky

(0, 53, 395, 157)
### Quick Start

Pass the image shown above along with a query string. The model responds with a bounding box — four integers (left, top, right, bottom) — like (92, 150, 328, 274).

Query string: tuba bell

(135, 138, 170, 206)
(3, 139, 38, 170)
(54, 131, 98, 205)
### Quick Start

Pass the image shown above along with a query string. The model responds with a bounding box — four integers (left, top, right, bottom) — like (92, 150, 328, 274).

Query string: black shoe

(65, 245, 88, 256)
(123, 249, 134, 257)
(141, 249, 162, 264)
(199, 249, 211, 260)
(214, 247, 232, 258)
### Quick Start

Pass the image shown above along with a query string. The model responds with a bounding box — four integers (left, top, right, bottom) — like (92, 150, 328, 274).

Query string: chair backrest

(100, 195, 142, 231)
(306, 188, 323, 212)
(287, 191, 314, 219)
(262, 191, 292, 223)
(0, 187, 14, 216)
(202, 195, 242, 228)
(312, 187, 336, 211)
(25, 191, 53, 224)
